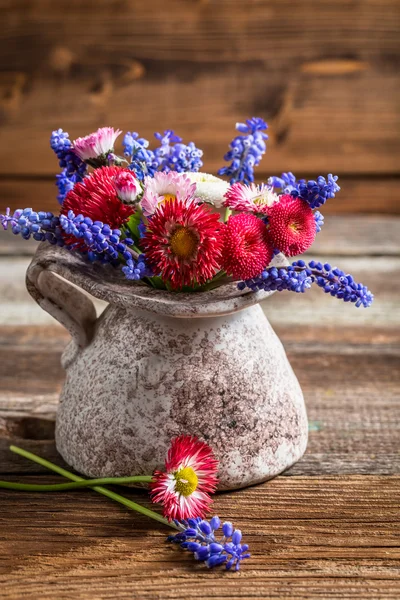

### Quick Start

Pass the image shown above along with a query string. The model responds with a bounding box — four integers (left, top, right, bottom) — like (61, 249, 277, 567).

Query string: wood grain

(0, 475, 399, 599)
(0, 1, 399, 179)
(0, 1, 399, 594)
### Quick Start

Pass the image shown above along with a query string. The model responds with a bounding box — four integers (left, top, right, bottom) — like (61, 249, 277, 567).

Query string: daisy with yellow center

(223, 182, 279, 215)
(140, 171, 197, 216)
(150, 435, 219, 521)
(142, 197, 224, 289)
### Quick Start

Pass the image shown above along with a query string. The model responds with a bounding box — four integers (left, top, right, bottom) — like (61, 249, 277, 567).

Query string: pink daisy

(142, 197, 223, 289)
(223, 182, 279, 215)
(73, 127, 122, 161)
(266, 194, 316, 256)
(150, 435, 218, 521)
(141, 171, 197, 217)
(221, 213, 273, 280)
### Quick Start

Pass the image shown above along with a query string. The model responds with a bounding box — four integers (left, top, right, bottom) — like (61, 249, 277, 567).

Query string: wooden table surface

(0, 216, 399, 599)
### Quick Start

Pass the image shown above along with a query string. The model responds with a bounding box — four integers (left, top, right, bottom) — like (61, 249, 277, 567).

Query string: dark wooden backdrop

(0, 0, 399, 215)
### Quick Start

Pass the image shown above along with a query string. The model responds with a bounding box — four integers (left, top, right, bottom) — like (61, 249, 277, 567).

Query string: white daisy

(186, 172, 230, 209)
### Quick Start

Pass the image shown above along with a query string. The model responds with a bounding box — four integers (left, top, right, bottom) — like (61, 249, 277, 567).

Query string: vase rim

(28, 243, 287, 318)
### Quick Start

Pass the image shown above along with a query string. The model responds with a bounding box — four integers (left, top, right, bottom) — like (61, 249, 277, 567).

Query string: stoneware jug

(26, 243, 308, 490)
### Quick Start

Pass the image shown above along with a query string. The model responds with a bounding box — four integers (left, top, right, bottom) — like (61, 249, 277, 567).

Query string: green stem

(0, 476, 152, 492)
(201, 270, 231, 292)
(224, 207, 232, 222)
(9, 446, 178, 531)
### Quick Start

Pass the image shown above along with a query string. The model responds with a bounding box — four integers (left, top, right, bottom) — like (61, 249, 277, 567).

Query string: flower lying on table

(0, 436, 249, 571)
(150, 435, 218, 521)
(0, 118, 373, 307)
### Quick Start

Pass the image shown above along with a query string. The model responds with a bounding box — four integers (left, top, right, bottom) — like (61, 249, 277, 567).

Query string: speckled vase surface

(26, 243, 308, 490)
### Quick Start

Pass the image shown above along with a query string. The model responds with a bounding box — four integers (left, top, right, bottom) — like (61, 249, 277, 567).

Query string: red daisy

(221, 213, 273, 280)
(142, 198, 223, 289)
(61, 166, 135, 246)
(150, 435, 219, 521)
(266, 194, 316, 257)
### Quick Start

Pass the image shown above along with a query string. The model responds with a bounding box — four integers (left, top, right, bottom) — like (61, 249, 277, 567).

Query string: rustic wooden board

(0, 475, 399, 599)
(0, 214, 398, 598)
(0, 1, 399, 178)
(1, 178, 400, 216)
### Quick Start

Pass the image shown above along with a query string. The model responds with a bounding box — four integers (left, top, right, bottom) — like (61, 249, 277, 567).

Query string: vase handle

(26, 256, 97, 369)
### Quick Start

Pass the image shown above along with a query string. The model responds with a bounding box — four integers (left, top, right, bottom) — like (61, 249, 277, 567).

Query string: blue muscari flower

(293, 174, 340, 209)
(123, 132, 158, 180)
(168, 516, 250, 571)
(50, 128, 71, 157)
(55, 169, 79, 205)
(268, 171, 299, 194)
(0, 206, 151, 280)
(0, 207, 64, 245)
(59, 211, 152, 278)
(268, 172, 340, 209)
(239, 259, 373, 308)
(314, 210, 324, 233)
(122, 254, 153, 280)
(218, 117, 268, 185)
(153, 130, 203, 173)
(60, 211, 126, 263)
(50, 129, 87, 178)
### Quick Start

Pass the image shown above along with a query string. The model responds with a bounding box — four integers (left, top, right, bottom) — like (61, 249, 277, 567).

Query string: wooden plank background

(0, 0, 399, 214)
(0, 2, 399, 598)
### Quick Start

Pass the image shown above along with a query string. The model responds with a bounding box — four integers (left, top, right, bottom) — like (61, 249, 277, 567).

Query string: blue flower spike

(269, 171, 340, 209)
(50, 129, 87, 204)
(218, 117, 268, 185)
(240, 260, 373, 308)
(0, 207, 64, 245)
(123, 129, 203, 178)
(153, 130, 203, 173)
(123, 132, 159, 179)
(168, 516, 251, 571)
(50, 129, 87, 179)
(59, 210, 152, 277)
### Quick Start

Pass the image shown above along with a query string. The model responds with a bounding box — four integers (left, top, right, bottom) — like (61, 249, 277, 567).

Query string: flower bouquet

(1, 117, 373, 306)
(0, 117, 373, 491)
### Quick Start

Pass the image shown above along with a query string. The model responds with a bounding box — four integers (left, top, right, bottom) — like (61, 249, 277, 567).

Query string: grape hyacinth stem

(59, 210, 152, 280)
(9, 446, 178, 530)
(218, 117, 268, 184)
(240, 260, 373, 308)
(0, 476, 152, 492)
(0, 207, 64, 245)
(153, 130, 203, 173)
(6, 447, 250, 570)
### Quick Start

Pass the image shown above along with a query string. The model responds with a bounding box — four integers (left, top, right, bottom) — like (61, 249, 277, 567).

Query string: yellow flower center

(289, 221, 300, 233)
(170, 226, 199, 259)
(162, 194, 176, 203)
(174, 466, 198, 497)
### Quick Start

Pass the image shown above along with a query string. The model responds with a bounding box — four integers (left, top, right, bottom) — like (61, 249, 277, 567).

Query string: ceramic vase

(26, 243, 308, 490)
